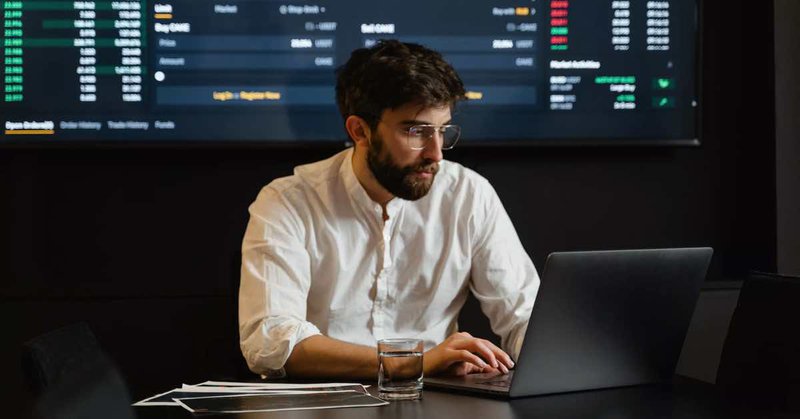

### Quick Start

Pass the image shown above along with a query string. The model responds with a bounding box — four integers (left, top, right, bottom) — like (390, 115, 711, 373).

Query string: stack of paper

(134, 381, 388, 413)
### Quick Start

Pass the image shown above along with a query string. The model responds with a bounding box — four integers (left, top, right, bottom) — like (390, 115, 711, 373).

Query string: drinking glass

(377, 338, 424, 400)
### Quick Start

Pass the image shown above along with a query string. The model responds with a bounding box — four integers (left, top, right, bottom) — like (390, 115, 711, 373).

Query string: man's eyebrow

(398, 119, 453, 126)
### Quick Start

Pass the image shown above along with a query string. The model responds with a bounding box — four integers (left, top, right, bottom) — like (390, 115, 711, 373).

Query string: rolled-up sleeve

(469, 180, 540, 361)
(239, 186, 321, 374)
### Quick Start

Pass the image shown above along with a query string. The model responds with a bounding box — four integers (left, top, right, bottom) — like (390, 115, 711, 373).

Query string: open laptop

(424, 247, 714, 398)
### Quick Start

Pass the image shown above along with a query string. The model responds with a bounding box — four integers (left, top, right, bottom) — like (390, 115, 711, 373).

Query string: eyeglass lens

(408, 125, 461, 150)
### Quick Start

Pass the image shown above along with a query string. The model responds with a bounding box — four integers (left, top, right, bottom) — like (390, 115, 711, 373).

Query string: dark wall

(774, 0, 800, 276)
(0, 1, 777, 415)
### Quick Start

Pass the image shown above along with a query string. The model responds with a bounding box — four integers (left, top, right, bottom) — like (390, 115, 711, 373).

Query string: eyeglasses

(404, 124, 462, 150)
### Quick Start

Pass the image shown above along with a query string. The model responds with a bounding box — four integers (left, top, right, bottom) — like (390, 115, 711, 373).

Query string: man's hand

(423, 332, 514, 377)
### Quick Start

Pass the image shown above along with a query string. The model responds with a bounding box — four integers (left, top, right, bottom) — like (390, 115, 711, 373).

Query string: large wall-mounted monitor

(1, 0, 699, 145)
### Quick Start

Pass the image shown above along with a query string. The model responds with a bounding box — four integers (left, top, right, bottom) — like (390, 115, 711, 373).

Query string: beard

(366, 132, 439, 201)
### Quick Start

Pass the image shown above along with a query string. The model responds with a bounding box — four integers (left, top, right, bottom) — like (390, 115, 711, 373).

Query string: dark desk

(135, 378, 792, 419)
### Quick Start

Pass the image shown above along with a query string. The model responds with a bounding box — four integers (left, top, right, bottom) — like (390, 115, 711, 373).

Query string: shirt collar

(340, 148, 406, 220)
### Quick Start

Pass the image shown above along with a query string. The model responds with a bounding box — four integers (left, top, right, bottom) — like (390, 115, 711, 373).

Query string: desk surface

(134, 378, 792, 419)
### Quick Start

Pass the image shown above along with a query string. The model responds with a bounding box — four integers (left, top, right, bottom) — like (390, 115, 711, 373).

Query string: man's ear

(345, 115, 371, 147)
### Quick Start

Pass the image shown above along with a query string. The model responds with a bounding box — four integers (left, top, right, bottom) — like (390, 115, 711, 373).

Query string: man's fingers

(460, 338, 513, 370)
(446, 361, 482, 377)
(488, 342, 514, 368)
(477, 338, 514, 369)
(456, 349, 488, 370)
(436, 332, 515, 376)
(469, 340, 500, 368)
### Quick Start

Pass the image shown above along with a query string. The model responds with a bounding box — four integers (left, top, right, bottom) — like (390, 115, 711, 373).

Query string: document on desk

(194, 380, 372, 390)
(133, 381, 374, 407)
(174, 391, 388, 413)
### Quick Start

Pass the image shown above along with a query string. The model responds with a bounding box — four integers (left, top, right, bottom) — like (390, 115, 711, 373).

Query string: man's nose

(421, 133, 444, 162)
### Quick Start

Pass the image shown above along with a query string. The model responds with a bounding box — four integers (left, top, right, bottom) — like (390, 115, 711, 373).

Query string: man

(239, 40, 539, 379)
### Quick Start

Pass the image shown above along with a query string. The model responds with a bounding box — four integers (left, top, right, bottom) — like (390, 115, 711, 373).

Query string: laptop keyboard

(477, 377, 513, 387)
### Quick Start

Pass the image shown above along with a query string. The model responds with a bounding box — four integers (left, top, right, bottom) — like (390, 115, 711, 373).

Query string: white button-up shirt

(239, 148, 539, 373)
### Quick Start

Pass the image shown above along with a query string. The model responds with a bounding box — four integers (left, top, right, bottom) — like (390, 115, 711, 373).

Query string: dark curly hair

(335, 40, 466, 131)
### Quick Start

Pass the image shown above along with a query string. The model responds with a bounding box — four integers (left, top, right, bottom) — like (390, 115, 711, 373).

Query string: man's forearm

(284, 335, 378, 379)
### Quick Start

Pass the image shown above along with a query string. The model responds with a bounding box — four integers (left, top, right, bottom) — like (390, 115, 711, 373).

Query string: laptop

(424, 247, 714, 398)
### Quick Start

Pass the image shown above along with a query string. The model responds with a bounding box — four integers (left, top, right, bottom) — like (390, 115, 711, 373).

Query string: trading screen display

(1, 0, 698, 144)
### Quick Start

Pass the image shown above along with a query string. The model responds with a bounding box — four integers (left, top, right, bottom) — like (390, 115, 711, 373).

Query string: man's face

(366, 103, 451, 201)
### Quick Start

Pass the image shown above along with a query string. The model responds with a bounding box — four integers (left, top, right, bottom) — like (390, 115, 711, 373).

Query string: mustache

(412, 161, 439, 175)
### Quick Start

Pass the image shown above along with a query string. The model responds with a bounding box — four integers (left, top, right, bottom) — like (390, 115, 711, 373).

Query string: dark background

(1, 1, 795, 416)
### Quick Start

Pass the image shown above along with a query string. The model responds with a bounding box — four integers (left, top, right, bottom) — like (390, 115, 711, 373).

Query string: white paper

(134, 381, 370, 406)
(193, 380, 367, 389)
(134, 387, 297, 406)
(173, 390, 388, 413)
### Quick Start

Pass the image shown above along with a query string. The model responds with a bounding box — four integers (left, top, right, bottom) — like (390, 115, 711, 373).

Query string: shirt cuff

(244, 318, 322, 373)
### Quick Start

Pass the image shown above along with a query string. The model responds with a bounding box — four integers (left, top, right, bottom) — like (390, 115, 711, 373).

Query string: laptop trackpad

(425, 370, 514, 392)
(474, 370, 514, 386)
